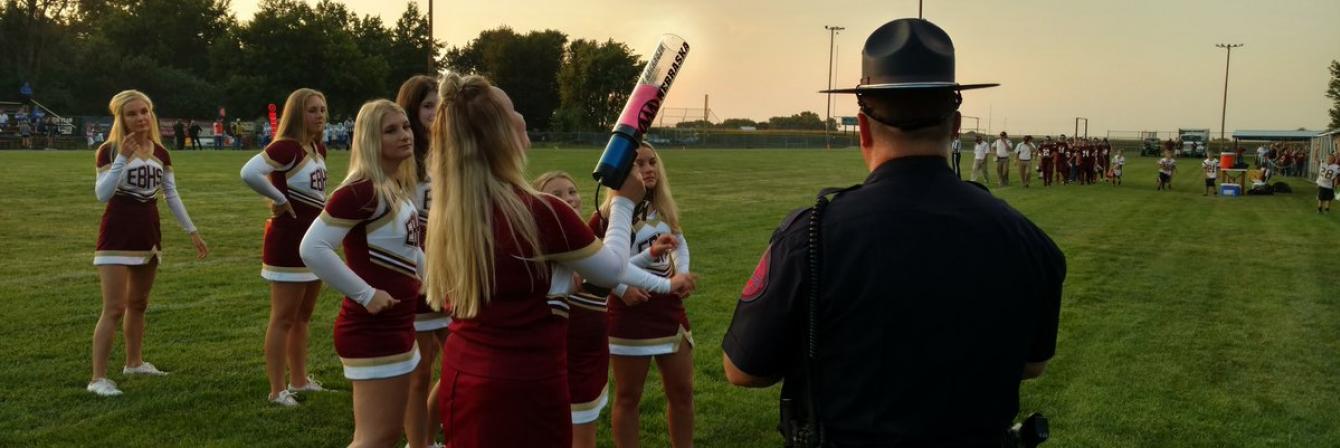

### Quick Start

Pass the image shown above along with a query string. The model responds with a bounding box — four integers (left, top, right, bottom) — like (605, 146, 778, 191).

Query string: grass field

(2, 148, 1338, 447)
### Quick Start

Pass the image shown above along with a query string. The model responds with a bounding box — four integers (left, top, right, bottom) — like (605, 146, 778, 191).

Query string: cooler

(1220, 183, 1242, 197)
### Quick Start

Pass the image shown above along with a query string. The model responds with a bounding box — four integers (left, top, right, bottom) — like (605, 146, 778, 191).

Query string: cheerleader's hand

(190, 232, 209, 259)
(650, 234, 677, 258)
(670, 273, 698, 299)
(364, 290, 400, 314)
(271, 201, 297, 219)
(119, 132, 141, 156)
(620, 287, 651, 306)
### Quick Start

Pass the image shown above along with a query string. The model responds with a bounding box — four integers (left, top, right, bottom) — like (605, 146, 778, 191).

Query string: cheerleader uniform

(440, 194, 641, 447)
(300, 179, 423, 380)
(411, 180, 450, 332)
(94, 142, 197, 265)
(559, 257, 670, 424)
(593, 209, 693, 357)
(240, 140, 327, 282)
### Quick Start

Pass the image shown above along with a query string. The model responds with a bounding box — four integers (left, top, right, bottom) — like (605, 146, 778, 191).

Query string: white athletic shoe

(123, 362, 169, 376)
(287, 375, 328, 393)
(269, 390, 300, 407)
(87, 378, 123, 396)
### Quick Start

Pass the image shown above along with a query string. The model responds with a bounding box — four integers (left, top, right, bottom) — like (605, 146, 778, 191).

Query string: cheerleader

(534, 171, 680, 448)
(423, 73, 694, 447)
(396, 74, 450, 448)
(591, 142, 696, 448)
(240, 88, 330, 405)
(88, 90, 209, 396)
(300, 99, 423, 447)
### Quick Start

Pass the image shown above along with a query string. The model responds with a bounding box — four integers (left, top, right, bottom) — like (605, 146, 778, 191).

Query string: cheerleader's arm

(161, 171, 198, 233)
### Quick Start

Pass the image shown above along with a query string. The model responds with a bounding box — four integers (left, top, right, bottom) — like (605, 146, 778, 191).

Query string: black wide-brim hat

(822, 19, 998, 94)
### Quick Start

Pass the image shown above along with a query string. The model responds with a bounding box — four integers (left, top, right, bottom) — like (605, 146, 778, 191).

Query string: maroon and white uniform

(593, 209, 693, 356)
(240, 140, 328, 282)
(411, 179, 450, 332)
(94, 142, 197, 265)
(552, 257, 668, 424)
(299, 179, 423, 380)
(440, 194, 640, 447)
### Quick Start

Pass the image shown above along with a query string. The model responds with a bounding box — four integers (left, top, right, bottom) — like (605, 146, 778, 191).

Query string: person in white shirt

(1157, 151, 1177, 191)
(1014, 135, 1036, 188)
(971, 134, 990, 184)
(950, 132, 962, 179)
(1256, 146, 1268, 168)
(1110, 149, 1125, 186)
(993, 131, 1012, 186)
(1315, 155, 1339, 213)
(1202, 153, 1220, 196)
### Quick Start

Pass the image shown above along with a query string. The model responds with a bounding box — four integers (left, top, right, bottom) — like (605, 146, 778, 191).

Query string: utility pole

(427, 0, 435, 70)
(825, 25, 844, 150)
(919, 0, 924, 18)
(1215, 43, 1243, 141)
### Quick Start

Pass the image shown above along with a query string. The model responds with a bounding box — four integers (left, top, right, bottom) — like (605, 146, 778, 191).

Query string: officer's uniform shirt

(723, 156, 1066, 446)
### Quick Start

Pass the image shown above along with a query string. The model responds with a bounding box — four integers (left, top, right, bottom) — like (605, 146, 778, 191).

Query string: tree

(718, 118, 757, 129)
(386, 1, 440, 92)
(767, 111, 827, 130)
(675, 119, 712, 129)
(445, 27, 567, 130)
(0, 0, 81, 110)
(1327, 60, 1340, 130)
(553, 38, 641, 131)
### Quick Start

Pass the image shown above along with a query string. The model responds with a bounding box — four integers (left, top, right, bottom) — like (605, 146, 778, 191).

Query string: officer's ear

(858, 113, 874, 150)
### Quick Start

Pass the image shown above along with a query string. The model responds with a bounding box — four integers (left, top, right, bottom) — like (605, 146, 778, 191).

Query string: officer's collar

(865, 155, 952, 185)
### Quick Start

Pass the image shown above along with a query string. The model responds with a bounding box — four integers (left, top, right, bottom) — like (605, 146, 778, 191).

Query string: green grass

(1, 149, 1338, 447)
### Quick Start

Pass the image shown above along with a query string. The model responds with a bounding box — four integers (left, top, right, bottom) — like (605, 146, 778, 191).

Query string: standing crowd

(86, 73, 701, 448)
(962, 132, 1125, 188)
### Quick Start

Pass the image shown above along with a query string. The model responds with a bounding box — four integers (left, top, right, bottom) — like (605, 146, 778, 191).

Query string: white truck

(1178, 128, 1210, 157)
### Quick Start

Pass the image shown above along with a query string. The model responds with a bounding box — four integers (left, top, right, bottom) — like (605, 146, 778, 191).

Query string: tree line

(1, 0, 843, 132)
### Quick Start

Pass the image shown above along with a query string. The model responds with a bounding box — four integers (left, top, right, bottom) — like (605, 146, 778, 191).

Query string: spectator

(45, 116, 58, 148)
(232, 119, 244, 149)
(1015, 135, 1035, 188)
(212, 120, 224, 150)
(261, 120, 273, 148)
(994, 131, 1012, 186)
(173, 120, 186, 150)
(971, 133, 990, 184)
(18, 117, 32, 149)
(188, 120, 202, 150)
(0, 109, 9, 132)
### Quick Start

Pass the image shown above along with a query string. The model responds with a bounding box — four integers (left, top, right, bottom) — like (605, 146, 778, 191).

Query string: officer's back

(815, 156, 1062, 445)
(722, 18, 1064, 447)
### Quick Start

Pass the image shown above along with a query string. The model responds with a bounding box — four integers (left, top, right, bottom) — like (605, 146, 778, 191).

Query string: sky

(231, 0, 1340, 136)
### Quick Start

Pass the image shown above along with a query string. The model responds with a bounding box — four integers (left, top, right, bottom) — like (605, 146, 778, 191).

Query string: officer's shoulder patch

(964, 180, 991, 192)
(740, 244, 772, 302)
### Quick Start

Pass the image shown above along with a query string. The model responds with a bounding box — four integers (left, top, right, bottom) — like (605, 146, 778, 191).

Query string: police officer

(721, 19, 1065, 447)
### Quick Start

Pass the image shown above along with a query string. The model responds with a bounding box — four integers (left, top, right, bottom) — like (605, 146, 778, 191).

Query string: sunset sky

(232, 0, 1340, 136)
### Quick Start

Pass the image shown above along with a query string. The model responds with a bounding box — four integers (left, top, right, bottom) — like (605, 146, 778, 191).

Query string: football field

(1, 149, 1338, 447)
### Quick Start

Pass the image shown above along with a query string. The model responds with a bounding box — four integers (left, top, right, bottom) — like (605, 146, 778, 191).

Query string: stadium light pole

(1074, 117, 1088, 139)
(1215, 43, 1243, 142)
(825, 25, 844, 150)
